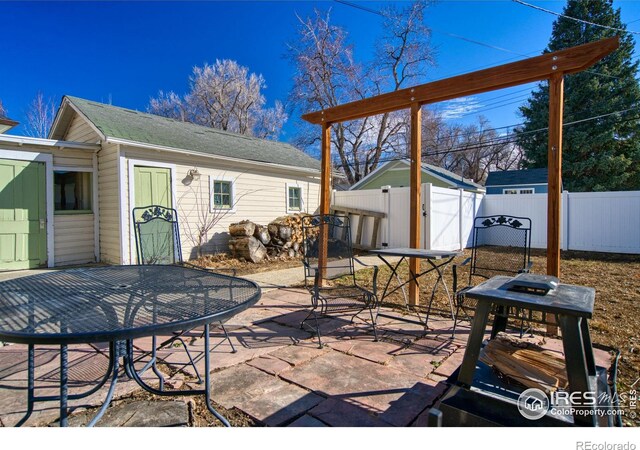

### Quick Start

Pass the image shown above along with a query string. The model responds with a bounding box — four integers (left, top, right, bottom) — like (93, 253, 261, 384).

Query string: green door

(133, 166, 174, 264)
(0, 158, 47, 270)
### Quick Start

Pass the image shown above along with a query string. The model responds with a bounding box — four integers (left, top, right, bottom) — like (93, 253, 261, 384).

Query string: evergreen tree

(516, 0, 640, 191)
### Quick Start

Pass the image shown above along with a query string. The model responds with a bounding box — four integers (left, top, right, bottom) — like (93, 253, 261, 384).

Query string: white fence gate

(333, 184, 482, 251)
(333, 186, 640, 254)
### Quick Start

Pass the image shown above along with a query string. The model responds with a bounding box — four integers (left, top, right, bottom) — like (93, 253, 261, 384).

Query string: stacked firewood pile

(228, 214, 314, 263)
(480, 332, 568, 394)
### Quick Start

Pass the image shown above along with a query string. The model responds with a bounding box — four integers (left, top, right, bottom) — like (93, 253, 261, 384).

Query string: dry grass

(349, 247, 640, 426)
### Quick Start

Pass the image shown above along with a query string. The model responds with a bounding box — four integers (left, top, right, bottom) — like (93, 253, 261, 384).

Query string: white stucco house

(0, 96, 321, 270)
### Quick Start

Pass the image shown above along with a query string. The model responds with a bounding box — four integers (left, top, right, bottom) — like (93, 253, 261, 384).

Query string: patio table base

(16, 323, 229, 427)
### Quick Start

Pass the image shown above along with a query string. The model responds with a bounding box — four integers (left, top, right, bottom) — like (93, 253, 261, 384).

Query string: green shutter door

(0, 158, 47, 270)
(133, 166, 174, 264)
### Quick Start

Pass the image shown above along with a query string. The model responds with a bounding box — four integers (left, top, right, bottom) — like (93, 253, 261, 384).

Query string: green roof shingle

(66, 96, 320, 172)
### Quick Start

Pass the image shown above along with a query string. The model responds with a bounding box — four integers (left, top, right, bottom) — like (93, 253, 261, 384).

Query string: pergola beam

(302, 37, 618, 125)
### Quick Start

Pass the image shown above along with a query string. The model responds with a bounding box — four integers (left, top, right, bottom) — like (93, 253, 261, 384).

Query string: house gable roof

(50, 96, 320, 172)
(485, 168, 548, 186)
(349, 159, 484, 191)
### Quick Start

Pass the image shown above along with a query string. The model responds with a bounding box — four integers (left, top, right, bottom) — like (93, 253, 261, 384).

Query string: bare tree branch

(25, 92, 55, 138)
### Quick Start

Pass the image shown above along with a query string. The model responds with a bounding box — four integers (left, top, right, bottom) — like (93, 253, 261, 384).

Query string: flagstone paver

(328, 339, 407, 365)
(307, 397, 388, 427)
(267, 344, 330, 367)
(210, 364, 287, 410)
(67, 400, 189, 427)
(377, 379, 448, 427)
(236, 383, 323, 426)
(432, 350, 465, 378)
(246, 355, 293, 376)
(288, 414, 328, 427)
(279, 350, 424, 414)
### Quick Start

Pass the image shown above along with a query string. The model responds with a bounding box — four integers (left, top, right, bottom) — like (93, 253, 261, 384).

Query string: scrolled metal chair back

(132, 205, 182, 265)
(470, 215, 532, 280)
(301, 214, 355, 283)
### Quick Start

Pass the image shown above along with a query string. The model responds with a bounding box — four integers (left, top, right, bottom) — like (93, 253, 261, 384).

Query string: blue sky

(2, 0, 640, 141)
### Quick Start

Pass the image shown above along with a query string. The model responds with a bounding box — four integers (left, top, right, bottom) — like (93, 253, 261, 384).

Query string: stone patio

(0, 287, 613, 427)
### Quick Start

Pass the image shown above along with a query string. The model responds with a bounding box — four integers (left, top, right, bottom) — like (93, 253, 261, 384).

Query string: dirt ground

(190, 253, 303, 276)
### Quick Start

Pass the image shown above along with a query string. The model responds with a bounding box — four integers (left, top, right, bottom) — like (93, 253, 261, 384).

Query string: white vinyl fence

(333, 186, 640, 254)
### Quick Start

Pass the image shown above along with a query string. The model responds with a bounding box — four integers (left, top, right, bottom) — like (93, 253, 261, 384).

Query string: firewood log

(228, 236, 266, 263)
(229, 221, 256, 237)
(253, 225, 271, 245)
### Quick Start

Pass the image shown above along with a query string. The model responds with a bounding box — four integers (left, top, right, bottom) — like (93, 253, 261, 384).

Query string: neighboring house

(0, 95, 321, 270)
(0, 116, 19, 134)
(485, 168, 550, 195)
(349, 159, 485, 193)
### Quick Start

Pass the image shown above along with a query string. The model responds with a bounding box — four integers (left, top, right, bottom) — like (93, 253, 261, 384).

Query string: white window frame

(503, 187, 535, 194)
(286, 183, 304, 213)
(209, 176, 236, 213)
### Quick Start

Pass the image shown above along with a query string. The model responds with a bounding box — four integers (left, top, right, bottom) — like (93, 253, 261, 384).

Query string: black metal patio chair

(132, 205, 237, 385)
(452, 215, 533, 336)
(301, 214, 379, 348)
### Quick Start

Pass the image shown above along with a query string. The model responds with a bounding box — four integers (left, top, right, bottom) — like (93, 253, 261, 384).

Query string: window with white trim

(54, 171, 92, 213)
(288, 186, 302, 211)
(211, 179, 233, 210)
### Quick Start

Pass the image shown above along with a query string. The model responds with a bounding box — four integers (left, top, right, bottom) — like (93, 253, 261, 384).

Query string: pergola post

(409, 103, 422, 305)
(318, 122, 331, 285)
(547, 73, 564, 279)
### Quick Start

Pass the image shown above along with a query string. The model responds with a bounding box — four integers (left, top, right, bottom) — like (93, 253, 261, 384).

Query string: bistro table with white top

(0, 264, 261, 427)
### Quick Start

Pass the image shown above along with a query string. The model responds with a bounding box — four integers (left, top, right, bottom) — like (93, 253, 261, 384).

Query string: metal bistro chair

(132, 205, 237, 385)
(300, 214, 379, 348)
(452, 215, 533, 336)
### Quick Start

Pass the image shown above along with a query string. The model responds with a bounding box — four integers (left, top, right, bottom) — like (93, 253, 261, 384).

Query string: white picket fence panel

(333, 186, 640, 254)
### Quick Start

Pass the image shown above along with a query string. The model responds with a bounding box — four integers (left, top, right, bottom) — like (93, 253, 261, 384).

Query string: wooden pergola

(303, 37, 618, 305)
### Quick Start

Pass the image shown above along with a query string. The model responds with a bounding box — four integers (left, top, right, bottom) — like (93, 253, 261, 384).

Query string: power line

(334, 0, 627, 87)
(513, 0, 640, 36)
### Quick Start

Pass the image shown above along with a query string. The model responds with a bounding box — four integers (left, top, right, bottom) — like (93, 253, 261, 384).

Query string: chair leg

(368, 306, 379, 342)
(219, 323, 237, 354)
(311, 310, 323, 349)
(300, 310, 314, 329)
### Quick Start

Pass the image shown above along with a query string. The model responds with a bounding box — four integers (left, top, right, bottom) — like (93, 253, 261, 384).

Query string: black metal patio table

(0, 265, 261, 427)
(368, 248, 461, 327)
